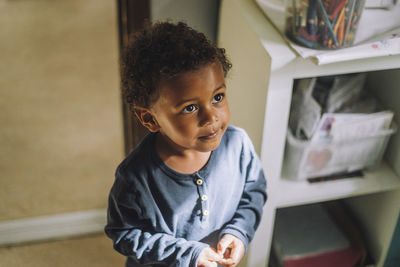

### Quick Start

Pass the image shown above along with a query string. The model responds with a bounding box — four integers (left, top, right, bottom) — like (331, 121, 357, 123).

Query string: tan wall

(0, 0, 124, 221)
(218, 0, 269, 155)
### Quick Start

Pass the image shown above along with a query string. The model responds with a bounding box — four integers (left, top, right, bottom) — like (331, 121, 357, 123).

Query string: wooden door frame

(117, 0, 150, 155)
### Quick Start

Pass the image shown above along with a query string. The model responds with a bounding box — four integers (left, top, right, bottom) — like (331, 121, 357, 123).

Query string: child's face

(149, 62, 230, 153)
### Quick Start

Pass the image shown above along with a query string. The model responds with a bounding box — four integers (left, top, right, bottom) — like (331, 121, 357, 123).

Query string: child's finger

(205, 261, 219, 267)
(198, 247, 223, 267)
(207, 249, 223, 262)
(229, 246, 243, 263)
(218, 257, 235, 266)
(228, 240, 245, 265)
(199, 261, 219, 267)
(217, 235, 233, 256)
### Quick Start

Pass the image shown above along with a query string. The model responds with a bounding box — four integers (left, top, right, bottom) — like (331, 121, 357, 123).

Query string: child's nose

(199, 107, 218, 126)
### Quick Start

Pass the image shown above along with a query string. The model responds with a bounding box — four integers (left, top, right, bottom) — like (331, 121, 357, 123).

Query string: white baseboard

(0, 209, 107, 247)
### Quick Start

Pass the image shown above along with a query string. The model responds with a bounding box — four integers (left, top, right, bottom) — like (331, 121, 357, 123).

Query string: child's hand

(217, 234, 245, 267)
(197, 247, 222, 267)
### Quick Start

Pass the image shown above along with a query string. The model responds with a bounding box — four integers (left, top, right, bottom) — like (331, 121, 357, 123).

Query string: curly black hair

(121, 21, 232, 109)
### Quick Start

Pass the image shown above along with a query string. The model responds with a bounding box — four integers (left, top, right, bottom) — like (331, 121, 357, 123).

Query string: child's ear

(133, 106, 160, 132)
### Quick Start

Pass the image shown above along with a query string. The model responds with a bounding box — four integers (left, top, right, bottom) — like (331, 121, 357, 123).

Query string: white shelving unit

(218, 1, 400, 267)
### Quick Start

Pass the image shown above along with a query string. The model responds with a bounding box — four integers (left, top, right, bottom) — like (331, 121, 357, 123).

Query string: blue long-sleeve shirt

(105, 126, 267, 267)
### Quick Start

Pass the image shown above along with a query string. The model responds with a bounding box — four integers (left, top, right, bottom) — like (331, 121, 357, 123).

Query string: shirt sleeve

(219, 131, 267, 253)
(104, 170, 208, 267)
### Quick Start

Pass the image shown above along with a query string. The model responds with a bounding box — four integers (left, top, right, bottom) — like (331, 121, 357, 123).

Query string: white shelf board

(277, 161, 400, 208)
(290, 54, 400, 79)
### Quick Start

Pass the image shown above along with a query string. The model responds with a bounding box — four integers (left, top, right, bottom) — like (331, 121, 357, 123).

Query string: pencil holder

(284, 0, 366, 49)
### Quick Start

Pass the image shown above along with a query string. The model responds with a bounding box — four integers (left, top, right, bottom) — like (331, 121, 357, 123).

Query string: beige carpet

(0, 0, 124, 222)
(0, 233, 249, 267)
(0, 233, 126, 267)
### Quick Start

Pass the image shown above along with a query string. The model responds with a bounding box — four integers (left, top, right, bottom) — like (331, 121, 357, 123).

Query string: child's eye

(212, 93, 224, 104)
(182, 104, 198, 114)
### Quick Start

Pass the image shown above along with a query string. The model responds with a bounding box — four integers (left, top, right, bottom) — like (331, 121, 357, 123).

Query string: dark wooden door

(117, 0, 150, 155)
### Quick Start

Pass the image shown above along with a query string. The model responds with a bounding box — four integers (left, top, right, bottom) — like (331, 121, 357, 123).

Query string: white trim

(0, 209, 106, 247)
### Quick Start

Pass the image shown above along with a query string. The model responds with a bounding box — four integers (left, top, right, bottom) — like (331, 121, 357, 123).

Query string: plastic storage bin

(282, 124, 396, 180)
(284, 0, 366, 49)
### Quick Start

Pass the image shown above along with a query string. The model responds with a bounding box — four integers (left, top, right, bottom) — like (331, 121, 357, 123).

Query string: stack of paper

(283, 73, 396, 180)
(272, 203, 362, 267)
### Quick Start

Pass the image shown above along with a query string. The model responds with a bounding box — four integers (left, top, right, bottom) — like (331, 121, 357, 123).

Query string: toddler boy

(105, 21, 267, 267)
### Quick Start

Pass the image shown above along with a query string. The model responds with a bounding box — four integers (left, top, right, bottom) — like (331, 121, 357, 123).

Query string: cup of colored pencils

(284, 0, 366, 49)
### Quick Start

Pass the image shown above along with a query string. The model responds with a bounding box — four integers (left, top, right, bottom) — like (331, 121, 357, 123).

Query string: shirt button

(203, 210, 209, 216)
(196, 179, 203, 185)
(201, 195, 208, 201)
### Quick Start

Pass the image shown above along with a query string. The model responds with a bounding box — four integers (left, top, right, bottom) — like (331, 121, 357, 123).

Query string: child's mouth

(199, 130, 219, 140)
